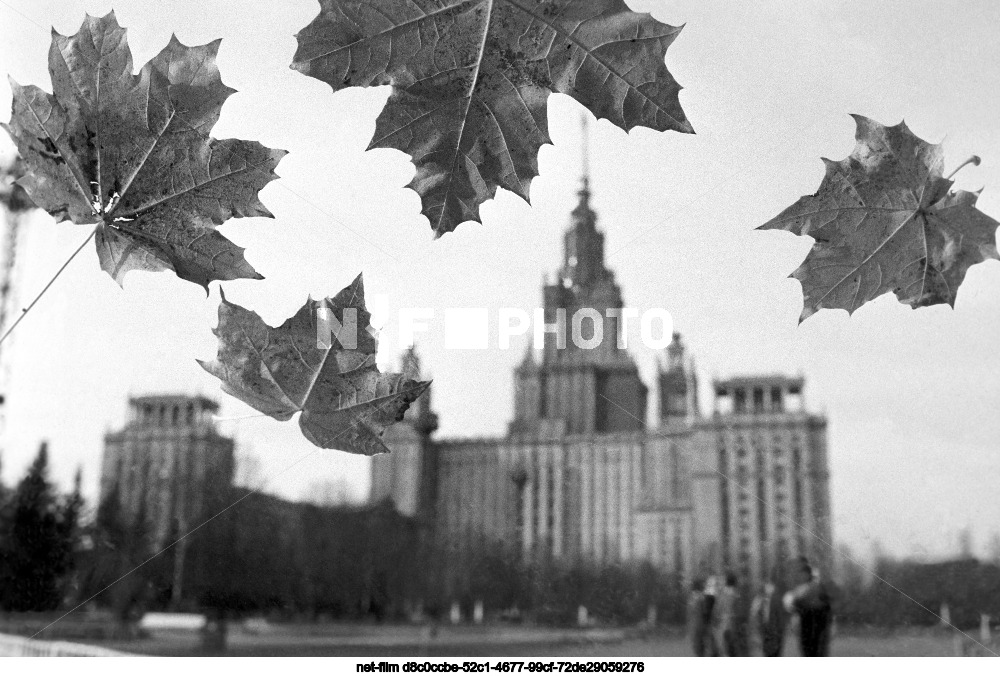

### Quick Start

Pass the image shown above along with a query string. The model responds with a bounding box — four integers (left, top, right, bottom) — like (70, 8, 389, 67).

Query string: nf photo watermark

(315, 302, 673, 352)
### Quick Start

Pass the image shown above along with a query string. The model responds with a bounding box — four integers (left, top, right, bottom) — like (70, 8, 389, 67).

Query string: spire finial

(580, 112, 590, 193)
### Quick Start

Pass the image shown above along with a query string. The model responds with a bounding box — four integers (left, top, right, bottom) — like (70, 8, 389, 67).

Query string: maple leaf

(759, 115, 1000, 322)
(198, 274, 431, 455)
(2, 13, 286, 289)
(291, 0, 692, 236)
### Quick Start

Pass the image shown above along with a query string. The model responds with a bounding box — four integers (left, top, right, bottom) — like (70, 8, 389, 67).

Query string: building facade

(100, 395, 235, 604)
(372, 175, 833, 590)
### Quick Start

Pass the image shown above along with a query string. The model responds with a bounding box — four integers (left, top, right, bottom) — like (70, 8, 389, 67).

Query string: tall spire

(571, 112, 595, 223)
(562, 112, 605, 288)
(579, 112, 591, 202)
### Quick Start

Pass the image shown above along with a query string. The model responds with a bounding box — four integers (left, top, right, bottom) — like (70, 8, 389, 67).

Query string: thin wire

(595, 391, 998, 656)
(0, 0, 110, 346)
(0, 2, 393, 639)
(29, 443, 322, 639)
(0, 225, 96, 348)
(211, 411, 272, 422)
(5, 0, 991, 653)
(31, 276, 369, 638)
(0, 0, 45, 31)
(0, 0, 401, 278)
(275, 180, 401, 263)
(604, 65, 933, 263)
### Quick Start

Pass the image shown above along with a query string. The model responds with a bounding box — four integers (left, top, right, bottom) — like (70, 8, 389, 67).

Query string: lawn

(89, 623, 988, 657)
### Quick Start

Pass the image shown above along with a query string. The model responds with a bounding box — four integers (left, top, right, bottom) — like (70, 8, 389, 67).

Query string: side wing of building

(431, 431, 699, 579)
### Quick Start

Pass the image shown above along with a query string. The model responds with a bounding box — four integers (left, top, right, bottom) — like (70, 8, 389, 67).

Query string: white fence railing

(0, 631, 136, 657)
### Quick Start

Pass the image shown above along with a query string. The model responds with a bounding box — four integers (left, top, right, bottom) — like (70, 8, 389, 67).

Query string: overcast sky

(1, 0, 998, 564)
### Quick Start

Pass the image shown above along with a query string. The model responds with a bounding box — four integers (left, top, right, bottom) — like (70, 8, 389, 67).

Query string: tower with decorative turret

(100, 394, 234, 606)
(510, 116, 647, 437)
(369, 122, 833, 595)
(658, 332, 700, 427)
(370, 346, 439, 520)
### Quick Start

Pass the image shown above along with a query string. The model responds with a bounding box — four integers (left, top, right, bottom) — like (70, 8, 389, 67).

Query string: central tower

(510, 118, 647, 437)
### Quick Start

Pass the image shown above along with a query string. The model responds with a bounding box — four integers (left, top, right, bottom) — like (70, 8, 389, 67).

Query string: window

(594, 372, 609, 431)
(674, 527, 684, 575)
(512, 471, 527, 554)
(719, 445, 730, 557)
(792, 446, 804, 551)
(734, 388, 747, 413)
(771, 386, 784, 412)
(546, 467, 556, 543)
(538, 373, 548, 418)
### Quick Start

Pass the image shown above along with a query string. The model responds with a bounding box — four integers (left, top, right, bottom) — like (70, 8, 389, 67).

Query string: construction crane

(0, 156, 34, 442)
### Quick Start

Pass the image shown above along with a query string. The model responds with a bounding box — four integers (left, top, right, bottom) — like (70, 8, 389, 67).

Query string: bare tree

(303, 478, 361, 507)
(233, 450, 266, 491)
(986, 533, 1000, 565)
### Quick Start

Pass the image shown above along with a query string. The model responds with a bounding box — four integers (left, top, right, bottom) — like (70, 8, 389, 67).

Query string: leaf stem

(0, 225, 98, 348)
(946, 155, 981, 181)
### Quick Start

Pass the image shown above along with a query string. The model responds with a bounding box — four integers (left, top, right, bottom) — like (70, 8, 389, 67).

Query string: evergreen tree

(0, 442, 80, 611)
(0, 452, 9, 599)
(57, 468, 85, 604)
(82, 484, 160, 622)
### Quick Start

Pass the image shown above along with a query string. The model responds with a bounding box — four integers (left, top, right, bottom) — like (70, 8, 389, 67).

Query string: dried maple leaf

(2, 13, 286, 289)
(291, 0, 692, 236)
(759, 115, 999, 322)
(199, 274, 430, 455)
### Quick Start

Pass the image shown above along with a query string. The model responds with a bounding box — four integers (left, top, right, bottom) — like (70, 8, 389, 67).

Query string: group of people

(687, 557, 833, 657)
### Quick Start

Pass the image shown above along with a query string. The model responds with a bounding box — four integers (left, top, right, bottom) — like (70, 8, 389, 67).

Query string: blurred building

(699, 376, 831, 583)
(99, 395, 235, 603)
(100, 395, 235, 545)
(372, 169, 832, 590)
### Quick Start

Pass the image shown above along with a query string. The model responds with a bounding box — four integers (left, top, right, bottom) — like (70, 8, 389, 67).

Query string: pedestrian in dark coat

(687, 579, 707, 656)
(784, 558, 833, 656)
(687, 578, 717, 656)
(751, 580, 788, 656)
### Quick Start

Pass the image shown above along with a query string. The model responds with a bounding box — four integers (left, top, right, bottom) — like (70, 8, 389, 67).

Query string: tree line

(0, 443, 81, 612)
(3, 442, 999, 634)
(837, 555, 1000, 630)
(0, 444, 686, 627)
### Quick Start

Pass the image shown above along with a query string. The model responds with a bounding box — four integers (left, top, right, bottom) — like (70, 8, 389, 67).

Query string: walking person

(751, 578, 788, 656)
(687, 579, 712, 656)
(784, 557, 833, 656)
(714, 572, 749, 656)
(700, 576, 720, 656)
